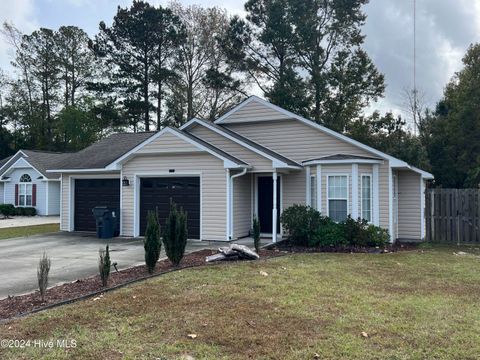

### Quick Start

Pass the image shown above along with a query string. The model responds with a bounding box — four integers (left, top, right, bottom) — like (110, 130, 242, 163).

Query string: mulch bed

(268, 241, 419, 254)
(0, 249, 283, 321)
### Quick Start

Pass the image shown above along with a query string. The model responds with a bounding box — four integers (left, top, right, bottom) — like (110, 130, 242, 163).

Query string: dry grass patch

(1, 244, 479, 359)
(0, 223, 59, 240)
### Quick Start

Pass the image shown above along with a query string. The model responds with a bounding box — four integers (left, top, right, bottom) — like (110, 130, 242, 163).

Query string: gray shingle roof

(303, 154, 383, 162)
(169, 127, 249, 166)
(0, 151, 71, 179)
(52, 132, 157, 170)
(187, 118, 302, 167)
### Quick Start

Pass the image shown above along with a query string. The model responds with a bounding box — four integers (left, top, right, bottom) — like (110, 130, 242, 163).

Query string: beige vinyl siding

(221, 101, 291, 123)
(122, 153, 226, 241)
(282, 170, 306, 210)
(232, 172, 251, 239)
(397, 170, 421, 240)
(228, 119, 391, 231)
(188, 124, 272, 171)
(226, 119, 373, 162)
(137, 131, 199, 154)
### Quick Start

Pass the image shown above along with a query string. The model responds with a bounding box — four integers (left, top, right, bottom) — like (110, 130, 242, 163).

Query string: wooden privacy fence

(425, 188, 480, 243)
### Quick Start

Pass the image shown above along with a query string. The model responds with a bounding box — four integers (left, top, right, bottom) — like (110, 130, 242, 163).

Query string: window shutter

(15, 184, 18, 206)
(32, 184, 37, 206)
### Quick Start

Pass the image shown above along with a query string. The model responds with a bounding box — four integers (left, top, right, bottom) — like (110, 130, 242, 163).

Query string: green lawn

(0, 223, 59, 240)
(1, 244, 479, 359)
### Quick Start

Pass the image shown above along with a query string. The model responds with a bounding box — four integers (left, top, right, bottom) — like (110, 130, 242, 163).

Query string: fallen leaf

(259, 271, 269, 276)
(361, 331, 369, 338)
(187, 334, 197, 339)
(132, 295, 137, 299)
(313, 353, 321, 359)
(93, 297, 101, 301)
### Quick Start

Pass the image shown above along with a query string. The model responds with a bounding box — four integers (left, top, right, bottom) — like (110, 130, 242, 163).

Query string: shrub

(144, 210, 161, 274)
(280, 205, 326, 246)
(315, 221, 347, 247)
(99, 245, 111, 287)
(363, 224, 390, 247)
(342, 216, 389, 247)
(37, 252, 51, 302)
(20, 207, 36, 216)
(252, 216, 261, 253)
(0, 204, 16, 217)
(163, 202, 188, 266)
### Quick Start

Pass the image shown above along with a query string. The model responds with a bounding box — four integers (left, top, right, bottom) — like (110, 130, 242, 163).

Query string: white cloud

(0, 0, 38, 73)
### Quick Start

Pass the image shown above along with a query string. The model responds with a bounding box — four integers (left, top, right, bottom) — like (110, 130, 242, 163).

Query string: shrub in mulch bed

(268, 240, 419, 254)
(0, 249, 282, 321)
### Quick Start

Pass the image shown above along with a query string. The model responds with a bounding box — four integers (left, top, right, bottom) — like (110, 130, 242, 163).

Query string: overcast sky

(1, 0, 479, 124)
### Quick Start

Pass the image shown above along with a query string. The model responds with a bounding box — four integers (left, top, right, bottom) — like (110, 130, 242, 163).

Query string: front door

(257, 176, 281, 234)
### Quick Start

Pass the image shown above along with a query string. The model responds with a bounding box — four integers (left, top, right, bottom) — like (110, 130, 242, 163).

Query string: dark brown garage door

(74, 179, 120, 232)
(140, 177, 200, 239)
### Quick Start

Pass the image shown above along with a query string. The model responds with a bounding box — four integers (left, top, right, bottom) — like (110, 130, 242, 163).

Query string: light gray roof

(52, 132, 157, 170)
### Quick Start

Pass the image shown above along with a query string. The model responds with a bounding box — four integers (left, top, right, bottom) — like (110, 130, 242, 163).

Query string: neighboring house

(49, 96, 433, 242)
(0, 150, 71, 215)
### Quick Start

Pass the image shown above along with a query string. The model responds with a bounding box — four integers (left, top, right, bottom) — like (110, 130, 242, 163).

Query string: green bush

(280, 204, 328, 246)
(20, 207, 36, 216)
(281, 205, 389, 248)
(144, 210, 161, 274)
(252, 216, 261, 253)
(99, 245, 111, 287)
(0, 204, 16, 217)
(162, 202, 188, 266)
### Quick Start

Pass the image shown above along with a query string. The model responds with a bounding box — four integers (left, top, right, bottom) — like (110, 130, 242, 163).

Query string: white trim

(106, 127, 249, 170)
(316, 165, 322, 213)
(420, 178, 425, 239)
(68, 174, 120, 232)
(303, 159, 384, 165)
(226, 169, 231, 240)
(306, 166, 311, 206)
(360, 173, 373, 223)
(60, 175, 63, 230)
(3, 157, 44, 179)
(388, 168, 394, 242)
(48, 168, 120, 173)
(372, 164, 380, 226)
(255, 173, 283, 238)
(214, 96, 409, 167)
(180, 118, 301, 169)
(0, 150, 29, 175)
(326, 174, 350, 222)
(230, 168, 247, 239)
(272, 171, 278, 243)
(351, 164, 359, 219)
(132, 172, 203, 240)
(45, 181, 49, 216)
(119, 168, 123, 236)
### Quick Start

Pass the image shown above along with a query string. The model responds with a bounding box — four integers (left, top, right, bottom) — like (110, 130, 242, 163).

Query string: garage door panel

(140, 177, 200, 239)
(74, 179, 120, 232)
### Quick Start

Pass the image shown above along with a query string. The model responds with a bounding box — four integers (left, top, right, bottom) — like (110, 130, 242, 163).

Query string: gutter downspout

(229, 168, 248, 240)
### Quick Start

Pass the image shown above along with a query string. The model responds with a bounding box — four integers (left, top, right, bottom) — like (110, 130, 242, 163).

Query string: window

(18, 174, 33, 207)
(310, 175, 316, 209)
(361, 175, 372, 222)
(328, 175, 348, 222)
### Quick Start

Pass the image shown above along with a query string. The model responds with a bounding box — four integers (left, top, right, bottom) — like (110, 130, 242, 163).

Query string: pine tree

(163, 201, 188, 266)
(144, 210, 161, 274)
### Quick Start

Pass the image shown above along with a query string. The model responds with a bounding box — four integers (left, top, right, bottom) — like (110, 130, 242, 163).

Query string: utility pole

(413, 0, 417, 136)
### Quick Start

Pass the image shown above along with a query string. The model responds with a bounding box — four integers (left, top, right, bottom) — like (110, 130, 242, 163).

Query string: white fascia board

(215, 95, 411, 167)
(3, 157, 44, 178)
(47, 168, 119, 173)
(0, 150, 29, 175)
(390, 164, 434, 180)
(303, 159, 384, 165)
(181, 118, 299, 169)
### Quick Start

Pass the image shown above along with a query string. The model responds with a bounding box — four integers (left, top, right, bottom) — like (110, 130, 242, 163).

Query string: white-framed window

(310, 175, 316, 209)
(361, 174, 372, 222)
(18, 174, 33, 207)
(327, 175, 348, 222)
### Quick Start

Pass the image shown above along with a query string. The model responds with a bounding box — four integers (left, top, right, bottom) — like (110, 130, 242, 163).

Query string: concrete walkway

(0, 216, 60, 229)
(0, 232, 267, 299)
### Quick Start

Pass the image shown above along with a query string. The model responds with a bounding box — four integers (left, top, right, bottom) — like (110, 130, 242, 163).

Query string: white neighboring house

(0, 150, 69, 216)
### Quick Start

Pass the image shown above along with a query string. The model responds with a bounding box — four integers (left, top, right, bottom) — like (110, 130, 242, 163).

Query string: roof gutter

(46, 168, 120, 173)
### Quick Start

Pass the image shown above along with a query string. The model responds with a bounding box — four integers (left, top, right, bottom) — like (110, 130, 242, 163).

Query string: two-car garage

(72, 177, 201, 239)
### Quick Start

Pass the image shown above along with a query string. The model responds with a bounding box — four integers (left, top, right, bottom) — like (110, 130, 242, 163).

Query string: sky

(0, 0, 479, 126)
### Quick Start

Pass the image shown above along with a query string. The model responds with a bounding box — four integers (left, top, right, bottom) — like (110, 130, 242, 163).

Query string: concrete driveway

(0, 232, 223, 299)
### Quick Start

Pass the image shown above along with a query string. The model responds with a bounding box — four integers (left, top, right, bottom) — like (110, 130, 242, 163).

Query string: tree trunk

(144, 57, 150, 132)
(187, 79, 193, 121)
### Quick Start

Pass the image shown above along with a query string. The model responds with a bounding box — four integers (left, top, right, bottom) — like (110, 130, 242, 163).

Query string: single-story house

(48, 96, 433, 242)
(0, 150, 70, 215)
